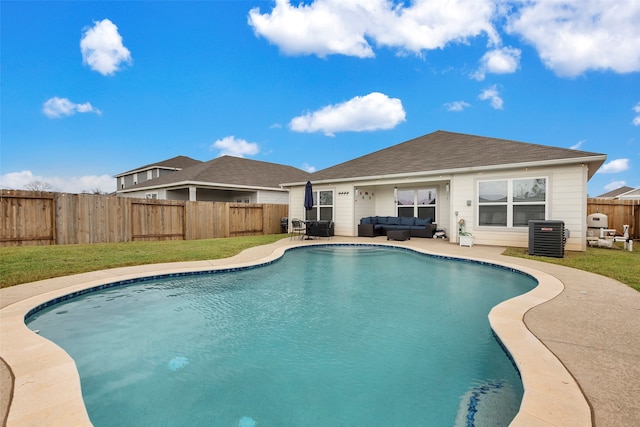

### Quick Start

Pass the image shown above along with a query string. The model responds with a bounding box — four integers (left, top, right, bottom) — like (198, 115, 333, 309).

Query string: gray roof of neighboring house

(596, 186, 635, 198)
(122, 155, 311, 191)
(303, 130, 606, 183)
(115, 156, 203, 177)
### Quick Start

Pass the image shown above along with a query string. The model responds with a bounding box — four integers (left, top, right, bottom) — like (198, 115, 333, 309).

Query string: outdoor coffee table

(386, 229, 410, 241)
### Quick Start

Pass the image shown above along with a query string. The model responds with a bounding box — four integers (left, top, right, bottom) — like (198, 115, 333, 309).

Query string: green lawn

(1, 235, 638, 292)
(0, 235, 287, 289)
(503, 242, 639, 292)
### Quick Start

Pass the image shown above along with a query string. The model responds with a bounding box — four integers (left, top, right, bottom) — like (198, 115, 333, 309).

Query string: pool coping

(1, 238, 590, 426)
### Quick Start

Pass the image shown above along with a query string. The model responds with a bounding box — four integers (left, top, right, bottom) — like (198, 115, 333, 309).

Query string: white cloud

(570, 140, 585, 150)
(444, 101, 471, 112)
(506, 0, 640, 76)
(80, 19, 132, 75)
(478, 85, 503, 109)
(42, 97, 102, 118)
(604, 180, 627, 192)
(301, 162, 316, 173)
(0, 170, 115, 194)
(289, 92, 406, 136)
(211, 136, 260, 157)
(633, 102, 640, 126)
(598, 158, 630, 174)
(248, 0, 499, 58)
(472, 46, 521, 80)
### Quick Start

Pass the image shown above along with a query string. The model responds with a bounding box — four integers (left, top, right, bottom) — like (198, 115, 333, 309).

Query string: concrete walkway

(1, 237, 638, 426)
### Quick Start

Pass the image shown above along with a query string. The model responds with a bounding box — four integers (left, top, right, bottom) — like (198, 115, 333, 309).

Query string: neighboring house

(282, 130, 607, 251)
(596, 186, 640, 200)
(116, 155, 311, 204)
(115, 155, 203, 191)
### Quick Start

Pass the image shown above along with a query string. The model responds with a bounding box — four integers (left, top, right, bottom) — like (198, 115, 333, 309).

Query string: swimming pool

(27, 245, 537, 426)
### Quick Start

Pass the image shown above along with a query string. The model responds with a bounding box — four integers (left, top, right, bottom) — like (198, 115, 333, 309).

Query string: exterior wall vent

(528, 220, 566, 258)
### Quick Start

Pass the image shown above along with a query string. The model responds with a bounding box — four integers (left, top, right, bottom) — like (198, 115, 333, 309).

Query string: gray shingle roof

(596, 186, 635, 198)
(308, 130, 606, 182)
(124, 155, 311, 190)
(116, 156, 202, 177)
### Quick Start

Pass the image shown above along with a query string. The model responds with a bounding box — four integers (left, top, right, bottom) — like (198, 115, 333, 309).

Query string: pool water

(27, 246, 536, 426)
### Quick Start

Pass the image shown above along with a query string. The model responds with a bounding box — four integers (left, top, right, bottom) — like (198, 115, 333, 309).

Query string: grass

(503, 241, 640, 292)
(0, 234, 287, 289)
(2, 235, 638, 292)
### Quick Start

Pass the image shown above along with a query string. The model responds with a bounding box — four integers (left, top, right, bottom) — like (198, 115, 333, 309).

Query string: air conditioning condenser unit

(528, 220, 565, 258)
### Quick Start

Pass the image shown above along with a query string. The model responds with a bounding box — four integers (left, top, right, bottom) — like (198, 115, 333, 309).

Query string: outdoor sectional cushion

(415, 217, 431, 226)
(400, 216, 415, 226)
(387, 217, 400, 225)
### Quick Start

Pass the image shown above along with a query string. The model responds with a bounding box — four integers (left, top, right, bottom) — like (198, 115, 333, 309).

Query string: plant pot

(459, 235, 473, 247)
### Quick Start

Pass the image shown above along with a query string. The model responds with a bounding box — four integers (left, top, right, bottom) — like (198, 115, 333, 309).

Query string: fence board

(131, 200, 185, 241)
(229, 204, 263, 236)
(1, 190, 288, 246)
(0, 191, 54, 246)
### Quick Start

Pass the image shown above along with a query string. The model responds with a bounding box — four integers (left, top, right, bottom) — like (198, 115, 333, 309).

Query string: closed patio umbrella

(303, 181, 314, 239)
(304, 181, 313, 212)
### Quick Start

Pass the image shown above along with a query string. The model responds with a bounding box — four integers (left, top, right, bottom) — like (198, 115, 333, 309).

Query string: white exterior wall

(332, 183, 355, 236)
(118, 188, 288, 204)
(452, 164, 587, 251)
(118, 189, 169, 200)
(341, 181, 451, 236)
(288, 186, 306, 223)
(288, 164, 588, 249)
(256, 190, 289, 204)
(354, 185, 376, 235)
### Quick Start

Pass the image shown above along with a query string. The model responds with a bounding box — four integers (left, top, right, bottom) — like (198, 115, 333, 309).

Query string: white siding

(256, 190, 289, 204)
(453, 164, 587, 250)
(374, 186, 396, 216)
(354, 185, 376, 235)
(289, 186, 306, 223)
(289, 163, 589, 249)
(449, 174, 475, 244)
(332, 183, 355, 236)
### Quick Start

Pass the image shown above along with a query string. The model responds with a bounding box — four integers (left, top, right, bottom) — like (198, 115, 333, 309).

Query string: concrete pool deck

(1, 237, 638, 426)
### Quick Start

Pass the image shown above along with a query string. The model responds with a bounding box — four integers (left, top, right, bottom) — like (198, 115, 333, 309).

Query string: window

(397, 188, 436, 220)
(306, 190, 334, 221)
(478, 178, 546, 227)
(145, 193, 158, 199)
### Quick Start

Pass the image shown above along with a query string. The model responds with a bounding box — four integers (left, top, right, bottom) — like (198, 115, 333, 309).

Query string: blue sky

(1, 0, 638, 196)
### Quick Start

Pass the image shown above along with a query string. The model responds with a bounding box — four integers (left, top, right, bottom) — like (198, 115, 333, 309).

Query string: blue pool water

(27, 246, 536, 426)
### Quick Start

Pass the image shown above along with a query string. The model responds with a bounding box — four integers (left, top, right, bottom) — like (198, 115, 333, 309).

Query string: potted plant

(458, 219, 473, 247)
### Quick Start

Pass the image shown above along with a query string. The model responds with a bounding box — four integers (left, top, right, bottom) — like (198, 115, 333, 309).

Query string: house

(282, 130, 607, 251)
(116, 155, 310, 204)
(596, 186, 640, 200)
(115, 155, 203, 191)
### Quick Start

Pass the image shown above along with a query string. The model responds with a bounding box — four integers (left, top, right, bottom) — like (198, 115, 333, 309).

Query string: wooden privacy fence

(1, 190, 288, 246)
(587, 198, 640, 239)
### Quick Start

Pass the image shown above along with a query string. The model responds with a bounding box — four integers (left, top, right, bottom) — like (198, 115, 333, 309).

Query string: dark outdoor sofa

(306, 220, 334, 238)
(358, 216, 436, 238)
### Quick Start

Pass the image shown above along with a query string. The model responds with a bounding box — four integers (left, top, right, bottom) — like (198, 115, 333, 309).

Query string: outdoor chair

(290, 218, 306, 240)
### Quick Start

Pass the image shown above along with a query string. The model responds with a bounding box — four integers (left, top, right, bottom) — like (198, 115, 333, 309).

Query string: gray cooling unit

(528, 220, 565, 258)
